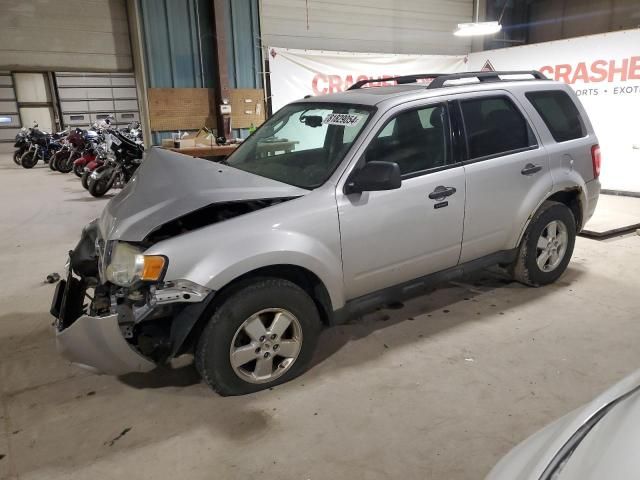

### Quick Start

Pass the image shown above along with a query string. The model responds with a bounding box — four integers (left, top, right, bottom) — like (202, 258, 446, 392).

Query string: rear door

(457, 91, 553, 263)
(336, 101, 466, 300)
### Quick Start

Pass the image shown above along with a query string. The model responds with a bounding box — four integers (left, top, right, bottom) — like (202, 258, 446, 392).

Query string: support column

(212, 0, 231, 139)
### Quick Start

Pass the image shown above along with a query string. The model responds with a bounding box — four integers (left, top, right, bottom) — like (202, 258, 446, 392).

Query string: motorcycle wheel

(73, 163, 84, 177)
(58, 151, 75, 174)
(49, 153, 59, 171)
(88, 172, 112, 198)
(21, 151, 38, 169)
(13, 150, 23, 165)
(81, 171, 91, 190)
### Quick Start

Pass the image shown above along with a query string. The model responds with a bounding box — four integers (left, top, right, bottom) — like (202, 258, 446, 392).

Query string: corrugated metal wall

(226, 1, 262, 89)
(260, 0, 473, 55)
(0, 0, 132, 72)
(139, 0, 216, 89)
(138, 0, 261, 140)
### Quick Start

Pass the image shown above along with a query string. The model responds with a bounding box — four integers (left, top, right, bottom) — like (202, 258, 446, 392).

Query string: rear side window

(526, 90, 585, 142)
(460, 96, 537, 160)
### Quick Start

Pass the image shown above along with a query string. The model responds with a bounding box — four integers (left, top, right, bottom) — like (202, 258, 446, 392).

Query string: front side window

(363, 104, 450, 176)
(460, 96, 537, 159)
(227, 103, 372, 189)
(526, 90, 585, 142)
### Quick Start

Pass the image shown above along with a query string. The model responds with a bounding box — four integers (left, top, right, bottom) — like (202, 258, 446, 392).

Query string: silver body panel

(55, 313, 156, 375)
(487, 369, 640, 480)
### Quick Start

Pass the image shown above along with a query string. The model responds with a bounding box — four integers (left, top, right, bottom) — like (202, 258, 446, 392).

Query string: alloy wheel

(536, 220, 568, 272)
(229, 308, 303, 384)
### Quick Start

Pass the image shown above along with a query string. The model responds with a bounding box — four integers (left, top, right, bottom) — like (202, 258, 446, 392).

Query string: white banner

(467, 29, 640, 193)
(268, 47, 466, 111)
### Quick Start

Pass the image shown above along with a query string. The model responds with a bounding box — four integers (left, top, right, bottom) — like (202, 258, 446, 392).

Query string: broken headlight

(105, 242, 166, 287)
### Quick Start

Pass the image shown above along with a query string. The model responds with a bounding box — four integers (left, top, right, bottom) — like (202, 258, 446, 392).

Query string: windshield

(226, 103, 373, 189)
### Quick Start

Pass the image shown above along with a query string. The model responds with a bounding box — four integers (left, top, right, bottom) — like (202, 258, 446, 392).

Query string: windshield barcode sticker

(323, 113, 363, 127)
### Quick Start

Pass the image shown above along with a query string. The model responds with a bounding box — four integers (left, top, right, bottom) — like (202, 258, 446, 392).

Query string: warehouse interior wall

(484, 0, 640, 50)
(260, 0, 473, 55)
(0, 0, 132, 72)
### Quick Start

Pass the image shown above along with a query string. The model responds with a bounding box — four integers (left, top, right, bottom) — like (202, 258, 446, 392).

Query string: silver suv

(51, 71, 601, 395)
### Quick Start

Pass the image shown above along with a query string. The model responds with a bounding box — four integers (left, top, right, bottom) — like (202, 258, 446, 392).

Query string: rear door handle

(521, 163, 543, 176)
(429, 186, 457, 200)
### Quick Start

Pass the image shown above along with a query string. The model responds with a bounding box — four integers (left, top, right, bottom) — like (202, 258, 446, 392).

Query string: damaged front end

(51, 221, 213, 375)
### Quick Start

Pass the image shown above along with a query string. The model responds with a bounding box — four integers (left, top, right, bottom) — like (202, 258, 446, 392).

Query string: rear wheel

(20, 151, 38, 169)
(512, 201, 576, 286)
(195, 278, 321, 396)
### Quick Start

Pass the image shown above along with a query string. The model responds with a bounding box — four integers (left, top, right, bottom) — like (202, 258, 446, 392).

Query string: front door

(336, 102, 466, 300)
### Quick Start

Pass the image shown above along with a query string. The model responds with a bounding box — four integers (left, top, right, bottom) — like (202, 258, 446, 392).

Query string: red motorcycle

(72, 130, 101, 177)
(77, 151, 105, 189)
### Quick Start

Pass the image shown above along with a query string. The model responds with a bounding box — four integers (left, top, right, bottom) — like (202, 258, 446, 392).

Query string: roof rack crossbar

(426, 70, 548, 89)
(347, 73, 447, 90)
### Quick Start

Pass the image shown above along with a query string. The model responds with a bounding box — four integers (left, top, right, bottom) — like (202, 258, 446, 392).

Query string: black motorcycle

(87, 129, 144, 197)
(13, 127, 30, 165)
(20, 128, 65, 169)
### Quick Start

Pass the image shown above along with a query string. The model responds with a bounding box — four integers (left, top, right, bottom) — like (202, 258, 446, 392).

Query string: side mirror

(345, 161, 402, 194)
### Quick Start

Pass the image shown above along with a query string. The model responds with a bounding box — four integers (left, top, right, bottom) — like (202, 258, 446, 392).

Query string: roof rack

(347, 70, 548, 91)
(347, 74, 447, 90)
(426, 70, 548, 89)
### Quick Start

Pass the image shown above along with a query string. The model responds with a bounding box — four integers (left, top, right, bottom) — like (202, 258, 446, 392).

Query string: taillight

(591, 144, 601, 179)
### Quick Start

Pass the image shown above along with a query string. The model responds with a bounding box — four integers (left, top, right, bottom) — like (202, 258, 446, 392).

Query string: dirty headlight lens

(105, 243, 166, 287)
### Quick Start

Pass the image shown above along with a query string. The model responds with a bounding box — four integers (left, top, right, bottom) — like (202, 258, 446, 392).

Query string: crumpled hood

(487, 368, 640, 480)
(99, 147, 308, 241)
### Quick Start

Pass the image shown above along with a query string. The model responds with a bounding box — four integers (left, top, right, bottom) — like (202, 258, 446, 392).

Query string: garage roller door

(56, 72, 140, 130)
(0, 72, 19, 152)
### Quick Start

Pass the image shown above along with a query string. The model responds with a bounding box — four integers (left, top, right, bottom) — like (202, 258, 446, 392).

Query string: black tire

(58, 151, 76, 174)
(88, 171, 111, 197)
(73, 162, 84, 177)
(13, 150, 22, 165)
(81, 170, 91, 190)
(195, 278, 322, 396)
(20, 151, 38, 169)
(512, 201, 576, 286)
(49, 152, 59, 171)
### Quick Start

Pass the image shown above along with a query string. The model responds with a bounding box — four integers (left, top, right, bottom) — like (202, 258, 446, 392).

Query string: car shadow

(307, 267, 584, 376)
(119, 266, 584, 390)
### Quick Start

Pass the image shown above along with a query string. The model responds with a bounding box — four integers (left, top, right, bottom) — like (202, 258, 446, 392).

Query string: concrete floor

(1, 154, 639, 480)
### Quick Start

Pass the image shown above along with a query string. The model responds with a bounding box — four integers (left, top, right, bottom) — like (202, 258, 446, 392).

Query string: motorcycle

(13, 127, 30, 165)
(72, 129, 101, 177)
(87, 129, 144, 197)
(50, 128, 85, 173)
(20, 128, 65, 169)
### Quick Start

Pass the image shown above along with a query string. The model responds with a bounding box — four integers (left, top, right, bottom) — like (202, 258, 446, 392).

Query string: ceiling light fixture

(454, 0, 502, 37)
(454, 21, 502, 36)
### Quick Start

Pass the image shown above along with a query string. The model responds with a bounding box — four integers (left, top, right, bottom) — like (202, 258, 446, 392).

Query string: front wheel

(81, 170, 91, 189)
(58, 151, 75, 173)
(13, 150, 23, 165)
(73, 162, 84, 177)
(20, 151, 38, 169)
(511, 201, 576, 286)
(195, 278, 321, 396)
(87, 168, 113, 197)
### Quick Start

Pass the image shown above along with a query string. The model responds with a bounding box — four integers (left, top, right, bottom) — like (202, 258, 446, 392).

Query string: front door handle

(521, 163, 543, 176)
(429, 186, 457, 200)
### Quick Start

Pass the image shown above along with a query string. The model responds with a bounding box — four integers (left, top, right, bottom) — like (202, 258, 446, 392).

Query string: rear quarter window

(525, 90, 585, 142)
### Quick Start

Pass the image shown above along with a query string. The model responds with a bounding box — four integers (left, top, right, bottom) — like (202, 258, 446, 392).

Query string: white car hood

(99, 147, 308, 241)
(487, 368, 640, 480)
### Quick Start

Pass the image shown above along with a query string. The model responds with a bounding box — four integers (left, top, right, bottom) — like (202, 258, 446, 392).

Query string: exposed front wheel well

(546, 189, 583, 230)
(182, 265, 334, 354)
